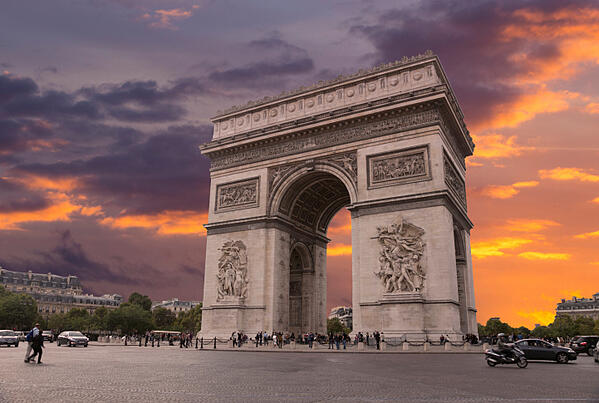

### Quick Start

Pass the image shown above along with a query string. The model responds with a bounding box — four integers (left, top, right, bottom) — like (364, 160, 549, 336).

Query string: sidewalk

(90, 340, 487, 354)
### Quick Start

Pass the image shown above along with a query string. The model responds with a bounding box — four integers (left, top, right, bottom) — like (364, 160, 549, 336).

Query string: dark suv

(570, 335, 599, 356)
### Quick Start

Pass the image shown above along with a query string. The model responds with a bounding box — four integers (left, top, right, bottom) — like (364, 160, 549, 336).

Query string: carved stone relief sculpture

(373, 217, 426, 293)
(216, 240, 248, 301)
(443, 154, 467, 208)
(368, 147, 429, 188)
(215, 178, 259, 212)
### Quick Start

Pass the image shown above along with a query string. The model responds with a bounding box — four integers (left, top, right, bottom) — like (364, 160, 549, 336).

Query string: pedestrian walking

(26, 324, 44, 364)
(24, 324, 39, 363)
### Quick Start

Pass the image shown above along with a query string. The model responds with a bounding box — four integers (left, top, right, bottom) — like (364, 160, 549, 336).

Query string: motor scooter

(485, 344, 528, 368)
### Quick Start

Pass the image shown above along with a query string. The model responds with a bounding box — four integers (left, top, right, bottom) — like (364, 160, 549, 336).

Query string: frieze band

(367, 146, 429, 189)
(210, 107, 447, 170)
(443, 154, 467, 209)
(215, 177, 259, 212)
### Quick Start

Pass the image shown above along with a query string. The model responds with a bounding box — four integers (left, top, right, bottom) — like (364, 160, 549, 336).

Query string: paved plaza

(1, 344, 598, 402)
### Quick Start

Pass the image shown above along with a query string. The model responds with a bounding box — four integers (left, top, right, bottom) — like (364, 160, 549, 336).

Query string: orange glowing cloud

(9, 175, 78, 192)
(0, 198, 81, 230)
(470, 134, 532, 160)
(503, 8, 599, 84)
(539, 167, 599, 182)
(100, 210, 208, 235)
(471, 237, 533, 259)
(139, 6, 199, 30)
(517, 310, 555, 326)
(327, 243, 352, 256)
(585, 103, 599, 114)
(517, 251, 571, 261)
(485, 89, 577, 130)
(481, 180, 539, 199)
(503, 219, 560, 233)
(591, 197, 599, 204)
(574, 230, 599, 239)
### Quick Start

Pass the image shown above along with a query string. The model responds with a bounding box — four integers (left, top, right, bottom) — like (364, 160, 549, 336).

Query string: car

(57, 331, 89, 347)
(42, 330, 54, 343)
(16, 331, 26, 342)
(570, 335, 599, 356)
(0, 330, 19, 347)
(515, 339, 577, 363)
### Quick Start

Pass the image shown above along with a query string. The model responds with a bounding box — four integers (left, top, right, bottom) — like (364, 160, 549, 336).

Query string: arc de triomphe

(198, 52, 477, 340)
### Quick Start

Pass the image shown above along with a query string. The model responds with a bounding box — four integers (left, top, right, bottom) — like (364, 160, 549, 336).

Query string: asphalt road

(0, 344, 597, 402)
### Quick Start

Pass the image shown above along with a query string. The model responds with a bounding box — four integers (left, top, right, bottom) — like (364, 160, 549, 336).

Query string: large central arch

(199, 53, 478, 341)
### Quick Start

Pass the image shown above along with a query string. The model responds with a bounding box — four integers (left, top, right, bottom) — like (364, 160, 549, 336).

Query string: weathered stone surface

(199, 53, 477, 340)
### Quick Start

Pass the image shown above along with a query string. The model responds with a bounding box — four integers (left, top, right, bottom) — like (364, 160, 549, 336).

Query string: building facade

(556, 293, 599, 321)
(0, 266, 122, 317)
(328, 306, 353, 329)
(152, 298, 201, 313)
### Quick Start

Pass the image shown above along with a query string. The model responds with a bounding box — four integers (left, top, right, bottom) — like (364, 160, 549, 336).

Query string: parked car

(515, 339, 577, 363)
(594, 346, 599, 363)
(42, 330, 54, 343)
(16, 331, 26, 342)
(0, 330, 19, 347)
(57, 331, 89, 347)
(569, 335, 599, 356)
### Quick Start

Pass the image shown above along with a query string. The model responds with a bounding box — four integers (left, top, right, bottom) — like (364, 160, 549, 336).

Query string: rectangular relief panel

(215, 177, 260, 212)
(367, 145, 430, 189)
(443, 153, 467, 209)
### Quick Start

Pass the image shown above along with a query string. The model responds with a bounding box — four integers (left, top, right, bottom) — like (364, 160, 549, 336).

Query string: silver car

(0, 330, 19, 347)
(57, 331, 89, 347)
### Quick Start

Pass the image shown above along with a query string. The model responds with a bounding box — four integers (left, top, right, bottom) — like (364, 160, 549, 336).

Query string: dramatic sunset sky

(1, 0, 598, 328)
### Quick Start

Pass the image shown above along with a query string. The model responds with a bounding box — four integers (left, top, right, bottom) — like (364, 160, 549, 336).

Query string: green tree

(326, 318, 350, 335)
(531, 325, 552, 339)
(0, 292, 38, 330)
(515, 326, 531, 338)
(549, 316, 576, 338)
(172, 304, 202, 333)
(480, 318, 512, 336)
(574, 316, 595, 335)
(152, 307, 176, 329)
(64, 308, 91, 332)
(128, 292, 153, 311)
(48, 313, 67, 333)
(107, 303, 153, 336)
(90, 306, 109, 331)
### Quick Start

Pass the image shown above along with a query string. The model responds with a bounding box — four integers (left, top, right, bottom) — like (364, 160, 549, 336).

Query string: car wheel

(587, 348, 594, 356)
(556, 352, 569, 364)
(84, 344, 88, 347)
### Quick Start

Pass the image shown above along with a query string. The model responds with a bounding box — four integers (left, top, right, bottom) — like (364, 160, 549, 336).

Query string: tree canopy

(0, 287, 39, 330)
(128, 292, 153, 311)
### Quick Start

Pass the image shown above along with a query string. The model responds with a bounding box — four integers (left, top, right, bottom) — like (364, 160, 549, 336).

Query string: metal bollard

(201, 337, 203, 349)
(195, 338, 198, 349)
(213, 337, 217, 349)
(139, 337, 142, 347)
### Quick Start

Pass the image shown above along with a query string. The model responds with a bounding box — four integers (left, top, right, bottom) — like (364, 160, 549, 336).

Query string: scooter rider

(496, 333, 514, 359)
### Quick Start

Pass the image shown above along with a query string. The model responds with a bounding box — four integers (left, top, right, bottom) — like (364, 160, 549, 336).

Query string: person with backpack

(26, 324, 44, 364)
(24, 323, 39, 363)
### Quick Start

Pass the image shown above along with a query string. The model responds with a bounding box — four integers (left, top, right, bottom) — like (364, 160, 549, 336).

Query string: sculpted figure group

(373, 217, 426, 293)
(216, 240, 248, 301)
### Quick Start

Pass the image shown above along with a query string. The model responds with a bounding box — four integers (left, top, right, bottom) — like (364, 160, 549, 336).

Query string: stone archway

(199, 52, 478, 341)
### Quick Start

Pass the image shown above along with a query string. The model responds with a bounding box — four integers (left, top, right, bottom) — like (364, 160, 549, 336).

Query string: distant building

(328, 306, 352, 329)
(152, 298, 201, 313)
(0, 266, 122, 318)
(556, 292, 599, 321)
